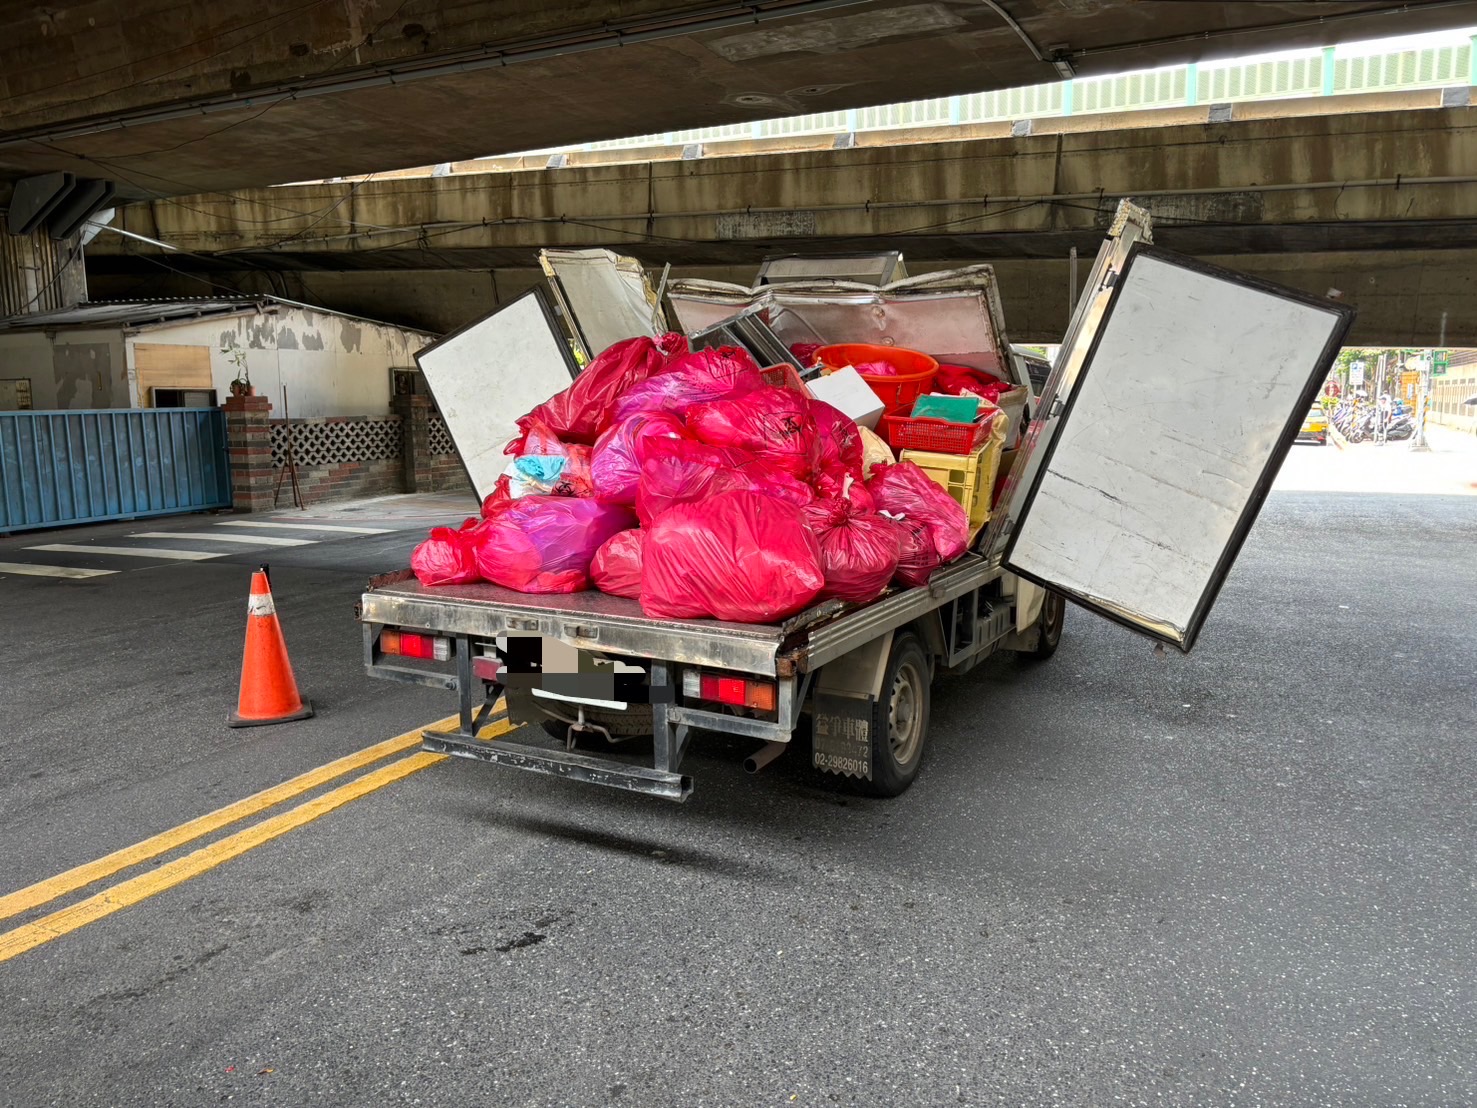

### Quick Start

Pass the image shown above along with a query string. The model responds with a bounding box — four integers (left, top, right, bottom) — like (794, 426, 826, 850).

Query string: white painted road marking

(131, 531, 316, 547)
(27, 544, 224, 561)
(0, 562, 118, 579)
(216, 520, 393, 534)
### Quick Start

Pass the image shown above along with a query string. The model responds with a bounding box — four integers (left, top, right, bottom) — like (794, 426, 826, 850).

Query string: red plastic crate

(882, 412, 998, 454)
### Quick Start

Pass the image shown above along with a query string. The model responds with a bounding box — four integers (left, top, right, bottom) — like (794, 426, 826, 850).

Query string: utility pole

(1411, 348, 1433, 452)
(1068, 246, 1079, 314)
(1411, 314, 1446, 452)
(1374, 351, 1388, 444)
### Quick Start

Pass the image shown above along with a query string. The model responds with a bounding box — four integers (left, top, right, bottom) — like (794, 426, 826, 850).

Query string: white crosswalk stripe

(27, 544, 224, 561)
(131, 531, 316, 547)
(9, 516, 395, 577)
(216, 520, 393, 534)
(0, 561, 118, 579)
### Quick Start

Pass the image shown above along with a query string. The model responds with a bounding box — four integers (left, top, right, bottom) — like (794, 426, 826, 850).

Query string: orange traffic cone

(228, 568, 314, 727)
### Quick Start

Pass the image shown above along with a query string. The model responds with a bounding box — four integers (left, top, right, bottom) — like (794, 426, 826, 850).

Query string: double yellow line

(0, 712, 513, 963)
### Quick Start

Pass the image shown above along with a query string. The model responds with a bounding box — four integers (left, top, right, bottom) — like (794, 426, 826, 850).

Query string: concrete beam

(94, 101, 1477, 265)
(85, 97, 1477, 349)
(87, 248, 1477, 350)
(6, 1, 1477, 198)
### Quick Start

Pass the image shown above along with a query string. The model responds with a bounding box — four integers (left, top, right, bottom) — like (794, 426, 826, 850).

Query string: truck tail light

(682, 669, 776, 711)
(379, 629, 450, 661)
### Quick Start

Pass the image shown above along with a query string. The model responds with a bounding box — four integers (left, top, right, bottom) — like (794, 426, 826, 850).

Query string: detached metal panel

(0, 408, 229, 532)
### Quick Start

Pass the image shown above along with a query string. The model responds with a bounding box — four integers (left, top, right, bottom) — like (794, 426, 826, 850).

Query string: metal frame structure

(688, 308, 805, 370)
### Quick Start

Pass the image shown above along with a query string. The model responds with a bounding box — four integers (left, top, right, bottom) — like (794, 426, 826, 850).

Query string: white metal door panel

(540, 248, 666, 360)
(1004, 246, 1353, 650)
(412, 289, 576, 501)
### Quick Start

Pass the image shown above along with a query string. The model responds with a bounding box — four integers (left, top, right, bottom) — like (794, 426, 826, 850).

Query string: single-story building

(0, 296, 435, 416)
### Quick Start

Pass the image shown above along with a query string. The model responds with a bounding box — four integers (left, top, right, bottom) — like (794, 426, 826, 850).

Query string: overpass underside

(89, 95, 1477, 346)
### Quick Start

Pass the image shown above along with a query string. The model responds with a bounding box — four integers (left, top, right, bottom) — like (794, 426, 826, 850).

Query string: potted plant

(223, 338, 254, 397)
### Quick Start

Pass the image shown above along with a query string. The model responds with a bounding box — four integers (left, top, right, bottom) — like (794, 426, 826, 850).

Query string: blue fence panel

(0, 408, 231, 532)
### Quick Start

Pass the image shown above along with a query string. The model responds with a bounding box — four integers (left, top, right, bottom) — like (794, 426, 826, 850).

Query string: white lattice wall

(427, 414, 456, 457)
(270, 416, 402, 468)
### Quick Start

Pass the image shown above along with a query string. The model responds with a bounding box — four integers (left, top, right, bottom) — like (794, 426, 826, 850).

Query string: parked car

(1298, 404, 1328, 445)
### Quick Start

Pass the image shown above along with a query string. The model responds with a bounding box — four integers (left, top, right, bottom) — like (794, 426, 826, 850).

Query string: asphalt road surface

(0, 471, 1473, 1106)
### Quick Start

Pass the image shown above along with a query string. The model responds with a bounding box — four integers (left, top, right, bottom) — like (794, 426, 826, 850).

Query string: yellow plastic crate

(900, 416, 1006, 542)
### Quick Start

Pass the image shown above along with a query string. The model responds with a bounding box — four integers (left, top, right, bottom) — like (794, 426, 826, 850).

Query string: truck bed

(360, 554, 1000, 676)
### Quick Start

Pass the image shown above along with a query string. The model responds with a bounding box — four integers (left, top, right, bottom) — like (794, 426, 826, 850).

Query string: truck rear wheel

(1026, 589, 1066, 660)
(858, 632, 931, 798)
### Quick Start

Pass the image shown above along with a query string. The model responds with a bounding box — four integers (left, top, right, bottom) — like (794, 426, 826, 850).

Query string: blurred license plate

(498, 635, 648, 706)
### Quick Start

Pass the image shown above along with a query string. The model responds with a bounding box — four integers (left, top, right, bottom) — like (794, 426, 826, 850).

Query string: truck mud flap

(421, 729, 693, 802)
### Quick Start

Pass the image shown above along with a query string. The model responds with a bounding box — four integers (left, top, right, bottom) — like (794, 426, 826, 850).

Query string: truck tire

(857, 632, 931, 798)
(1025, 589, 1066, 661)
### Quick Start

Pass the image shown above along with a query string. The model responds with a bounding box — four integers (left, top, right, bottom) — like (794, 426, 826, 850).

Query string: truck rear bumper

(422, 728, 693, 801)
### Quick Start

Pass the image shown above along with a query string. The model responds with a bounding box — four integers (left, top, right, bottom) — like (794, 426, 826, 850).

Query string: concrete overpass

(88, 89, 1477, 346)
(5, 1, 1477, 202)
(7, 1, 1477, 321)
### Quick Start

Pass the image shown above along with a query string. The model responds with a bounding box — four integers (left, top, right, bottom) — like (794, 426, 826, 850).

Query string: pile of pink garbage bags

(410, 333, 969, 624)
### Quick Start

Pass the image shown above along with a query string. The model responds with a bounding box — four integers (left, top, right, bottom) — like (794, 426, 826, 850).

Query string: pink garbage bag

(472, 496, 635, 594)
(641, 489, 825, 623)
(802, 500, 901, 605)
(411, 517, 484, 586)
(481, 474, 515, 519)
(887, 514, 943, 589)
(611, 345, 764, 422)
(502, 417, 595, 498)
(590, 411, 690, 506)
(935, 363, 1009, 404)
(590, 528, 644, 599)
(867, 461, 969, 563)
(634, 437, 813, 527)
(513, 332, 686, 447)
(810, 399, 865, 484)
(686, 385, 820, 479)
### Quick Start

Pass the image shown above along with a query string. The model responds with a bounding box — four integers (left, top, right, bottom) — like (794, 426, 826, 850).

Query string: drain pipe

(743, 741, 789, 774)
(977, 0, 1075, 78)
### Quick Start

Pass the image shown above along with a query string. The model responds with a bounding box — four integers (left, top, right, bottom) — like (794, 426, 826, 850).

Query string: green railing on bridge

(516, 34, 1477, 156)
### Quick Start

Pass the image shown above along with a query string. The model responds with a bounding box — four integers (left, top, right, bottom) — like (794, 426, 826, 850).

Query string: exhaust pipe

(744, 741, 789, 775)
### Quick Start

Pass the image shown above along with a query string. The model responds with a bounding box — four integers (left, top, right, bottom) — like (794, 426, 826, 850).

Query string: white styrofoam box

(805, 366, 886, 430)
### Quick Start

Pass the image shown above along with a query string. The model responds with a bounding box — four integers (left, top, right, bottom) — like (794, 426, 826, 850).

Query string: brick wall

(226, 401, 475, 511)
(283, 457, 405, 505)
(223, 394, 274, 512)
(429, 454, 472, 493)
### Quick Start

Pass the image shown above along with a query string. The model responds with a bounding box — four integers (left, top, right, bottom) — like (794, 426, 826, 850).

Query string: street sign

(1349, 362, 1365, 386)
(1433, 349, 1449, 376)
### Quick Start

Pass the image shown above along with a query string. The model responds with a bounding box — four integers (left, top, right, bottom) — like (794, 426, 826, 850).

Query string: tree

(1334, 347, 1415, 392)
